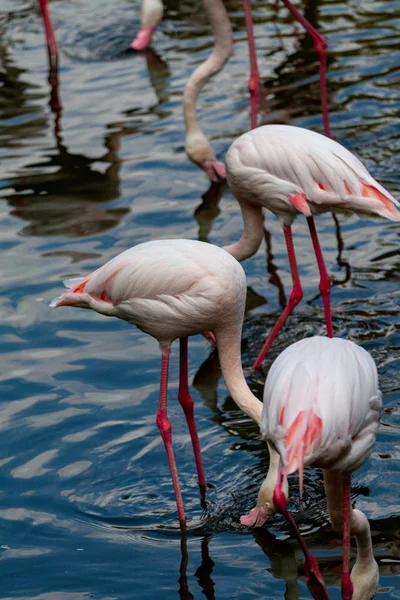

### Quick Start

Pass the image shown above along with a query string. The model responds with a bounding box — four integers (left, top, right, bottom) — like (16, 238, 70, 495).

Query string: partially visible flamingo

(50, 239, 264, 529)
(130, 0, 164, 51)
(241, 335, 381, 600)
(224, 124, 400, 367)
(183, 0, 331, 180)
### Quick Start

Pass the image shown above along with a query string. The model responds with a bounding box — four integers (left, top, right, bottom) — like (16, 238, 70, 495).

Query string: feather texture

(51, 239, 246, 346)
(261, 336, 382, 477)
(226, 125, 399, 224)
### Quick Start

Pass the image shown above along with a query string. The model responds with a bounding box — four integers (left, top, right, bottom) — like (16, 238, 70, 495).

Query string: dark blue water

(1, 0, 400, 598)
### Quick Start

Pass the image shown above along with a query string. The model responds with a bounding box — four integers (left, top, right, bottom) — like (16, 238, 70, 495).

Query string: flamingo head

(240, 471, 289, 528)
(185, 129, 226, 182)
(130, 25, 158, 51)
(201, 160, 226, 183)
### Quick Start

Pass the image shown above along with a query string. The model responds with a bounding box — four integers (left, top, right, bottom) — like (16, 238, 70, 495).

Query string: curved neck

(183, 0, 232, 136)
(214, 320, 262, 425)
(223, 202, 265, 261)
(323, 471, 377, 577)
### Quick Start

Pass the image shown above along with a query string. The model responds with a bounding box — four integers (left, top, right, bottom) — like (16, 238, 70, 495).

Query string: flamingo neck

(223, 202, 265, 261)
(323, 471, 378, 595)
(183, 0, 232, 158)
(214, 321, 262, 425)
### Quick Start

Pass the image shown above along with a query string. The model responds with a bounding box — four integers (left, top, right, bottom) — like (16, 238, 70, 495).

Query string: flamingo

(50, 239, 264, 529)
(224, 124, 400, 367)
(241, 336, 381, 600)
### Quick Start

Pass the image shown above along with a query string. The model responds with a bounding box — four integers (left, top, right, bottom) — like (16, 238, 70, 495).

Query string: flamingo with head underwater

(241, 335, 381, 600)
(224, 124, 400, 368)
(50, 239, 264, 530)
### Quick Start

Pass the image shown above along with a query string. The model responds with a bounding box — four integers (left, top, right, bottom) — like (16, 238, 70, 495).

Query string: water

(1, 0, 400, 597)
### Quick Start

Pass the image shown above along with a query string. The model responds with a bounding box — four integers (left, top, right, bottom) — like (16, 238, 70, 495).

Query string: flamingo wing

(261, 336, 382, 495)
(50, 239, 246, 343)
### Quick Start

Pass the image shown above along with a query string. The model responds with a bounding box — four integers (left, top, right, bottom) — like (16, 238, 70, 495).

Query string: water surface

(1, 0, 400, 598)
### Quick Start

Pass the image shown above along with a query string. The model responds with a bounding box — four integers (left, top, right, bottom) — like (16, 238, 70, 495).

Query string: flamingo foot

(240, 504, 269, 528)
(130, 25, 158, 51)
(202, 160, 226, 182)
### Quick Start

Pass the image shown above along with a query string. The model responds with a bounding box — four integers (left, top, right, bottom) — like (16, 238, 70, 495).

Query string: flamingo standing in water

(241, 336, 381, 600)
(224, 124, 400, 367)
(50, 239, 264, 529)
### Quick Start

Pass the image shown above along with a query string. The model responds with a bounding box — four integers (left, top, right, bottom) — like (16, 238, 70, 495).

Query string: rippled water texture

(1, 0, 400, 598)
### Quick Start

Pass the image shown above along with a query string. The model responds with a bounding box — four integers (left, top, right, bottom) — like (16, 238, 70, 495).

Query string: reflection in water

(253, 527, 300, 600)
(0, 47, 128, 239)
(193, 182, 225, 242)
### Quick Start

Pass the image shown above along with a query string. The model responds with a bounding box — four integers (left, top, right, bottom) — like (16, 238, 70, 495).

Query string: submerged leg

(253, 224, 303, 369)
(156, 344, 186, 529)
(178, 338, 206, 498)
(306, 216, 333, 338)
(243, 0, 260, 129)
(273, 476, 329, 600)
(279, 0, 330, 137)
(341, 474, 354, 600)
(38, 0, 59, 70)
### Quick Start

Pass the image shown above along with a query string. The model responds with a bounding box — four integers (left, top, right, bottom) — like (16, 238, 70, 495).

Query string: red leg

(243, 0, 260, 129)
(306, 216, 333, 338)
(253, 224, 303, 369)
(279, 0, 330, 137)
(38, 0, 59, 71)
(178, 338, 206, 496)
(273, 476, 329, 600)
(156, 345, 186, 529)
(341, 474, 354, 600)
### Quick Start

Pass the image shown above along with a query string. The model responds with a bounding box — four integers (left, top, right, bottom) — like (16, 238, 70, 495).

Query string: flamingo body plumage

(226, 125, 400, 225)
(51, 239, 245, 345)
(262, 336, 382, 477)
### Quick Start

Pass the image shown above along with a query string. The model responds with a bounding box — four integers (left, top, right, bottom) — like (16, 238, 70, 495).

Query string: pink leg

(306, 216, 333, 338)
(243, 0, 260, 129)
(279, 0, 330, 137)
(178, 338, 206, 495)
(341, 474, 354, 600)
(38, 0, 59, 71)
(156, 345, 186, 529)
(253, 224, 303, 369)
(273, 477, 329, 600)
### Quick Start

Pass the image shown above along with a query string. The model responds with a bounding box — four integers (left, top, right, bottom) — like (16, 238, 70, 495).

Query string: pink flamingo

(224, 124, 400, 368)
(50, 239, 263, 529)
(241, 335, 381, 600)
(130, 0, 164, 51)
